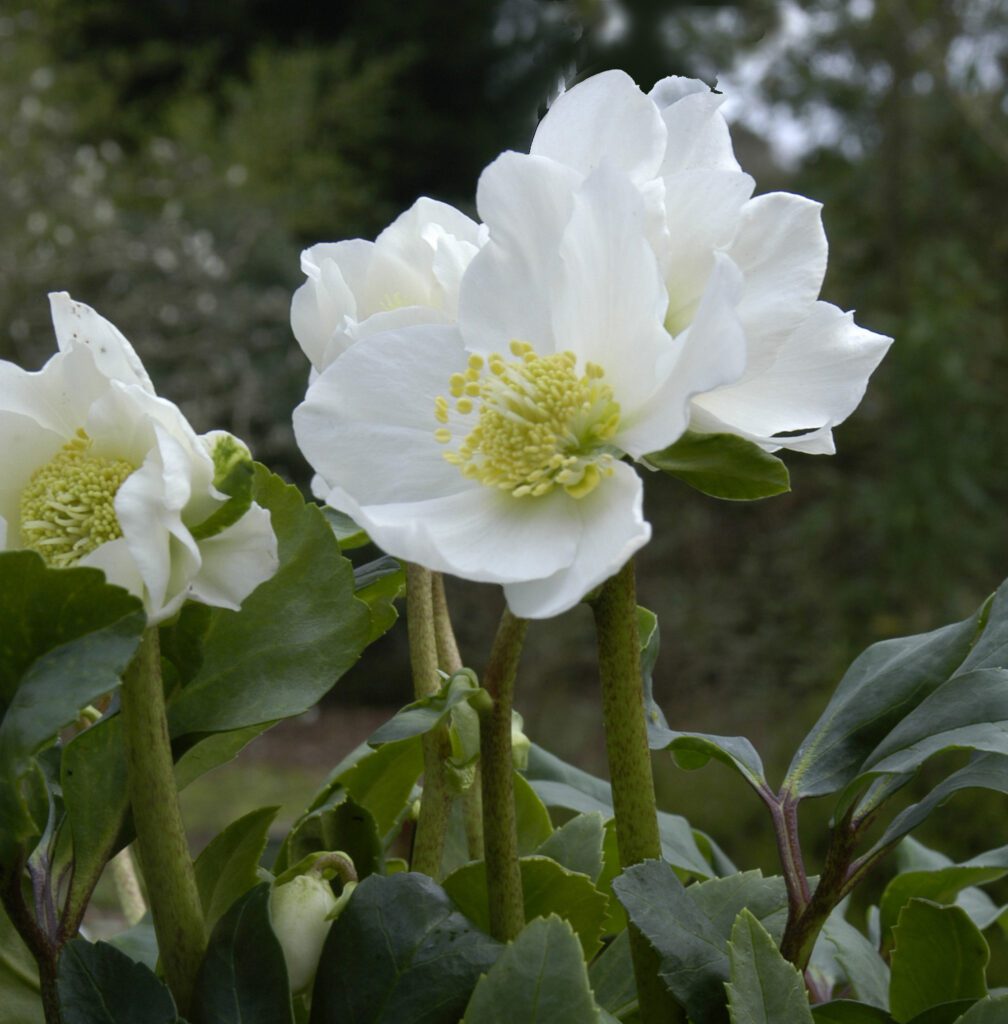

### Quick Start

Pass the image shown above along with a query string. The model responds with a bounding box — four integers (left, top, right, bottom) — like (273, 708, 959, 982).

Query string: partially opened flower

(1, 292, 279, 623)
(291, 197, 486, 376)
(295, 165, 746, 618)
(523, 70, 892, 453)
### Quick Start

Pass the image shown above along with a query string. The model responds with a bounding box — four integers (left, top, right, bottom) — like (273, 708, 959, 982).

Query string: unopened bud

(269, 873, 339, 993)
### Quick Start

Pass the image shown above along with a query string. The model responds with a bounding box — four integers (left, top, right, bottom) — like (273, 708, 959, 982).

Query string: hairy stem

(592, 559, 684, 1024)
(120, 628, 206, 1013)
(478, 608, 527, 942)
(406, 564, 453, 878)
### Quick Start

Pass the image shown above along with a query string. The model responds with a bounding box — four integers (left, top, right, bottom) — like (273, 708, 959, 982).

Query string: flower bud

(511, 711, 530, 771)
(269, 873, 339, 993)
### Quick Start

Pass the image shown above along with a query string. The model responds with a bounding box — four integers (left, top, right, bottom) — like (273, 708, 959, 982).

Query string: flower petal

(293, 325, 472, 506)
(531, 70, 666, 184)
(48, 292, 155, 392)
(649, 77, 740, 174)
(691, 301, 892, 450)
(188, 503, 279, 611)
(502, 462, 650, 619)
(460, 152, 580, 355)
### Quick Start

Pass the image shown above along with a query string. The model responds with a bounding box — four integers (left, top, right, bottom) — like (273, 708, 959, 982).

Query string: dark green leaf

(274, 791, 381, 880)
(588, 931, 637, 1019)
(812, 1004, 893, 1023)
(191, 882, 293, 1024)
(904, 1002, 979, 1024)
(462, 915, 600, 1023)
(956, 580, 1008, 674)
(956, 996, 1008, 1022)
(820, 911, 889, 1009)
(57, 938, 180, 1024)
(107, 915, 158, 972)
(368, 671, 482, 746)
(194, 807, 279, 931)
(612, 860, 728, 1023)
(444, 855, 609, 959)
(352, 555, 403, 642)
(0, 552, 144, 869)
(889, 901, 988, 1022)
(645, 431, 790, 501)
(536, 812, 605, 883)
(725, 909, 813, 1023)
(514, 772, 554, 853)
(782, 607, 984, 800)
(687, 871, 789, 944)
(309, 872, 501, 1024)
(167, 466, 372, 737)
(0, 897, 43, 1024)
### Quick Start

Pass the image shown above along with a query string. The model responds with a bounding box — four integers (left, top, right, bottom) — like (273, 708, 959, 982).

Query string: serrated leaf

(191, 882, 293, 1024)
(194, 806, 279, 931)
(645, 431, 790, 501)
(444, 856, 609, 959)
(309, 872, 501, 1024)
(726, 909, 813, 1024)
(536, 812, 605, 883)
(688, 871, 789, 944)
(782, 607, 984, 800)
(463, 915, 600, 1023)
(525, 744, 713, 878)
(57, 938, 181, 1024)
(889, 901, 988, 1022)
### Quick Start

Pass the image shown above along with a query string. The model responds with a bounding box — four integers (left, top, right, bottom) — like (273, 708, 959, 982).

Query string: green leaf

(0, 897, 43, 1024)
(321, 507, 369, 550)
(955, 996, 1008, 1022)
(352, 555, 404, 642)
(368, 670, 483, 746)
(812, 1004, 893, 1023)
(687, 871, 789, 944)
(588, 930, 637, 1019)
(955, 580, 1008, 674)
(905, 1002, 979, 1024)
(879, 846, 1008, 951)
(191, 882, 293, 1024)
(463, 915, 601, 1023)
(536, 812, 605, 883)
(596, 819, 628, 933)
(274, 791, 381, 880)
(0, 552, 145, 870)
(443, 856, 609, 959)
(166, 466, 372, 737)
(820, 911, 890, 1009)
(612, 859, 728, 1023)
(726, 909, 813, 1023)
(525, 744, 713, 878)
(782, 606, 985, 800)
(514, 771, 554, 853)
(645, 431, 790, 501)
(194, 806, 279, 931)
(309, 872, 501, 1024)
(57, 938, 181, 1024)
(889, 901, 988, 1022)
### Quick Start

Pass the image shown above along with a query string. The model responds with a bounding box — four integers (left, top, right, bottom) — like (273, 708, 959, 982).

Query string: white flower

(295, 165, 745, 619)
(1, 292, 279, 623)
(523, 69, 892, 453)
(290, 197, 486, 376)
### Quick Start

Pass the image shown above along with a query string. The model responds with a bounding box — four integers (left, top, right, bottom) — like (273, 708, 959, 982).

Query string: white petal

(691, 301, 892, 449)
(80, 537, 145, 601)
(293, 326, 471, 506)
(650, 78, 740, 174)
(0, 412, 66, 545)
(378, 197, 482, 261)
(188, 503, 279, 610)
(461, 153, 580, 355)
(48, 292, 155, 392)
(503, 462, 650, 619)
(329, 484, 578, 586)
(290, 252, 356, 373)
(549, 163, 677, 414)
(532, 70, 666, 185)
(616, 253, 747, 457)
(726, 193, 828, 372)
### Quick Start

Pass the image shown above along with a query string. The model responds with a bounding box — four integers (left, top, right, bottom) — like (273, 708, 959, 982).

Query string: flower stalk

(477, 607, 527, 942)
(406, 564, 454, 878)
(592, 559, 684, 1024)
(119, 628, 206, 1013)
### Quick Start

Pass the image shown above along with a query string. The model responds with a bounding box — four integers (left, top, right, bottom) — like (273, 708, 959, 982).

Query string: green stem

(120, 628, 206, 1014)
(2, 872, 61, 1024)
(477, 608, 527, 942)
(406, 565, 453, 878)
(592, 559, 684, 1024)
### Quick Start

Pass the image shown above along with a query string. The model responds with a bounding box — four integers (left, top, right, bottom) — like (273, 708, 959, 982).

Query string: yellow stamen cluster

(19, 428, 136, 567)
(435, 341, 621, 500)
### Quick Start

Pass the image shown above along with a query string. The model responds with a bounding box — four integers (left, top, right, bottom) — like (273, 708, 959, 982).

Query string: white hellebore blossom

(291, 197, 486, 376)
(1, 292, 279, 623)
(520, 69, 893, 454)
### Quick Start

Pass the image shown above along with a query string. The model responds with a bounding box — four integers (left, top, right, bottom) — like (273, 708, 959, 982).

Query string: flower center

(435, 341, 621, 499)
(19, 429, 136, 567)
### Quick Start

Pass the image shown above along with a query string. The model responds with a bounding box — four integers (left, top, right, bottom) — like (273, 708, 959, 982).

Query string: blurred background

(2, 0, 1007, 900)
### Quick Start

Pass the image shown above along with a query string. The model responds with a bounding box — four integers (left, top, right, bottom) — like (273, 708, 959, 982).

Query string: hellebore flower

(291, 197, 485, 376)
(1, 292, 278, 623)
(523, 69, 892, 453)
(295, 164, 746, 619)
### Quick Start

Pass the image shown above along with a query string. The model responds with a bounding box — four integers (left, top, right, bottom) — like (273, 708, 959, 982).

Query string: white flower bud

(269, 873, 339, 994)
